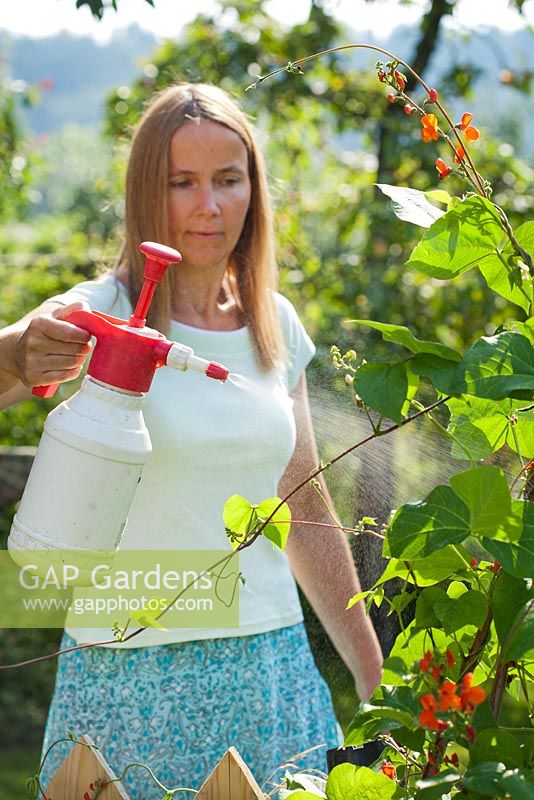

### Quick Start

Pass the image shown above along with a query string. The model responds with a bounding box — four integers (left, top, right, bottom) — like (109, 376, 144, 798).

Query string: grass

(0, 743, 42, 800)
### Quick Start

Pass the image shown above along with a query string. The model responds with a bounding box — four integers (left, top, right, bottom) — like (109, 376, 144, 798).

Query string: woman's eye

(221, 177, 239, 186)
(170, 180, 191, 188)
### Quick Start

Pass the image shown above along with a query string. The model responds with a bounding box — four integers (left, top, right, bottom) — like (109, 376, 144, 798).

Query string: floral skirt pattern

(40, 623, 343, 798)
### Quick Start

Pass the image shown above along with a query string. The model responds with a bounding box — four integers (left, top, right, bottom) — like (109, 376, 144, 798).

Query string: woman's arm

(0, 301, 92, 408)
(280, 373, 383, 702)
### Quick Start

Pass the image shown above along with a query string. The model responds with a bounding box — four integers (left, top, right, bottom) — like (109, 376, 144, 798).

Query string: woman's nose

(196, 183, 220, 215)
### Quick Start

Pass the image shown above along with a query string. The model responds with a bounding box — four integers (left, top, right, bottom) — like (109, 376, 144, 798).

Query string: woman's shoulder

(271, 290, 300, 323)
(271, 291, 312, 342)
(48, 272, 131, 315)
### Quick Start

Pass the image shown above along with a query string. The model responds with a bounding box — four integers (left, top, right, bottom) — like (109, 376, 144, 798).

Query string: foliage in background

(75, 0, 154, 21)
(103, 0, 533, 356)
(1, 0, 533, 768)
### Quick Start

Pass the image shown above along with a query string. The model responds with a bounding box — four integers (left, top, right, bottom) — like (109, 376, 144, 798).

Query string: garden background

(1, 0, 533, 796)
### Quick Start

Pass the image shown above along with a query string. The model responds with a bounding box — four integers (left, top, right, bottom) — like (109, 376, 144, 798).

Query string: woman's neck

(171, 271, 243, 331)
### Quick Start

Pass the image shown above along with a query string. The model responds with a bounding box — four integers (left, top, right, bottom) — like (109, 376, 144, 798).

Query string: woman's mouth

(189, 231, 223, 239)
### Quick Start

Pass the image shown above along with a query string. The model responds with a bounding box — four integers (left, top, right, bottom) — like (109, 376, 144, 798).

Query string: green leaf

(402, 361, 419, 416)
(479, 254, 532, 313)
(345, 686, 419, 745)
(416, 770, 459, 799)
(484, 500, 534, 578)
(480, 220, 534, 312)
(347, 590, 372, 609)
(385, 485, 470, 559)
(326, 763, 397, 800)
(462, 762, 508, 796)
(463, 763, 534, 799)
(470, 729, 525, 769)
(407, 195, 505, 279)
(377, 546, 470, 587)
(223, 495, 255, 536)
(493, 571, 532, 644)
(452, 331, 534, 400)
(425, 189, 453, 207)
(502, 597, 534, 662)
(392, 724, 426, 751)
(415, 586, 447, 628)
(256, 497, 291, 550)
(450, 466, 520, 540)
(434, 588, 489, 635)
(282, 793, 323, 799)
(472, 699, 497, 733)
(446, 396, 509, 460)
(130, 610, 167, 630)
(411, 353, 459, 394)
(376, 183, 445, 227)
(351, 320, 460, 361)
(383, 622, 449, 683)
(354, 362, 408, 423)
(446, 396, 534, 461)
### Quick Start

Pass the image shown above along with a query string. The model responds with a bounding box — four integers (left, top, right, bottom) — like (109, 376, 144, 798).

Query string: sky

(0, 0, 533, 42)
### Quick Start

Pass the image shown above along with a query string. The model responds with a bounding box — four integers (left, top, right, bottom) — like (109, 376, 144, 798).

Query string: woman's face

(167, 118, 251, 274)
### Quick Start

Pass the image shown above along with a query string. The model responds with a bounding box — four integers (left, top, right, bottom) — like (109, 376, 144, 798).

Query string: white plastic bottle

(7, 242, 229, 580)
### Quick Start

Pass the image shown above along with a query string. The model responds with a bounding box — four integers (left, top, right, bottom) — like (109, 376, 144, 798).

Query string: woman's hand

(351, 648, 383, 703)
(12, 301, 92, 388)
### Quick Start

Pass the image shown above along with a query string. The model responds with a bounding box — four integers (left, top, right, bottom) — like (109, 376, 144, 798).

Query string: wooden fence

(45, 735, 265, 799)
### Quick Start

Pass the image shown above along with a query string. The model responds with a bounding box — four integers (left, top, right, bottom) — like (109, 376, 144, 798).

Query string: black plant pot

(327, 740, 385, 771)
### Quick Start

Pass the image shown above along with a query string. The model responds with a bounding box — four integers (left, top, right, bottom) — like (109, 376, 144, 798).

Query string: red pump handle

(33, 241, 182, 397)
(32, 311, 132, 398)
(32, 310, 114, 398)
(129, 242, 182, 328)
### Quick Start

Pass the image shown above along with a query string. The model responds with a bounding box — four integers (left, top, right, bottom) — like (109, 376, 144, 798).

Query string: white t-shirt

(49, 275, 315, 647)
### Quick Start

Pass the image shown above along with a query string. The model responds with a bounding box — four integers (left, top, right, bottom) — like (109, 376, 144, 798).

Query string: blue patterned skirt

(40, 623, 342, 798)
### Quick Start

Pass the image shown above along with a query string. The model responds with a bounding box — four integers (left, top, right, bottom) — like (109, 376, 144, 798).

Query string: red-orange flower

(453, 144, 465, 164)
(380, 761, 397, 780)
(420, 650, 433, 673)
(419, 709, 449, 732)
(419, 692, 449, 730)
(446, 649, 455, 667)
(458, 112, 480, 141)
(421, 113, 439, 142)
(394, 69, 406, 90)
(435, 158, 452, 179)
(460, 673, 486, 712)
(439, 680, 461, 711)
(420, 693, 437, 711)
(466, 723, 476, 742)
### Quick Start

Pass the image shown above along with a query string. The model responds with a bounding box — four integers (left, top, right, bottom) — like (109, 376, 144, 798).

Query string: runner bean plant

(241, 44, 534, 799)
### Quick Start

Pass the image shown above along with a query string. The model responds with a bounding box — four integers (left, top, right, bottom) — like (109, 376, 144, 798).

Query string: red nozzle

(129, 242, 182, 328)
(206, 362, 229, 382)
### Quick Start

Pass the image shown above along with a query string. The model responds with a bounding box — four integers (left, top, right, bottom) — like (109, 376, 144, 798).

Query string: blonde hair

(115, 82, 283, 370)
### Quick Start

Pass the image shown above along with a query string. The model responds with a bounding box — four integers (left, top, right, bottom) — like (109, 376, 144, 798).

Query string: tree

(75, 0, 154, 20)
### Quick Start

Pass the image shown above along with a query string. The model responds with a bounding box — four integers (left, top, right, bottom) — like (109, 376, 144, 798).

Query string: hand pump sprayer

(8, 242, 229, 578)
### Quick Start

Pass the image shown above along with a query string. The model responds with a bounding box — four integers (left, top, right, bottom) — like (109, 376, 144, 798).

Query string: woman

(0, 83, 382, 797)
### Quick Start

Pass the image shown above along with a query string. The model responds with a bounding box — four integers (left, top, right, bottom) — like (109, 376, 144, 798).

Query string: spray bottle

(8, 242, 228, 578)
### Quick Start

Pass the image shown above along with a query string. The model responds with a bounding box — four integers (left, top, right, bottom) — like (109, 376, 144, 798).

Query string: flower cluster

(376, 62, 482, 185)
(418, 649, 486, 734)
